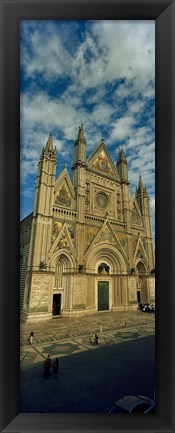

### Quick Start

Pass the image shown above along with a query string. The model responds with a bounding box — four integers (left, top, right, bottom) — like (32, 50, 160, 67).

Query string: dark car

(108, 395, 155, 414)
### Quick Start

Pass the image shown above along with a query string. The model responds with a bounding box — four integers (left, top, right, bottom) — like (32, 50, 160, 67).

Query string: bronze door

(98, 281, 109, 311)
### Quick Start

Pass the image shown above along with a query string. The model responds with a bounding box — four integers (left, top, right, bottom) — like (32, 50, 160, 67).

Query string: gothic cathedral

(20, 126, 155, 323)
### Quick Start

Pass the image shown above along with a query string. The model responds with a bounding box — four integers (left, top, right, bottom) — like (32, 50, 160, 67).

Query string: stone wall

(29, 271, 53, 313)
(20, 213, 33, 313)
(148, 277, 155, 302)
(86, 275, 95, 308)
(128, 276, 137, 304)
(72, 274, 87, 309)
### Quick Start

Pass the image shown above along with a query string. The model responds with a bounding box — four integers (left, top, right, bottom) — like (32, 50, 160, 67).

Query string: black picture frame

(0, 1, 174, 432)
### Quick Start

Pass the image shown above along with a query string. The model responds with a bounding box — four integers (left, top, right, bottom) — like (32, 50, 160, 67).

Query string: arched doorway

(51, 251, 75, 316)
(97, 263, 110, 311)
(86, 243, 128, 312)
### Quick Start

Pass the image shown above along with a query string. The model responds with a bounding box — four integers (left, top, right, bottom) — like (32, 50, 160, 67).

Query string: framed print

(0, 1, 174, 432)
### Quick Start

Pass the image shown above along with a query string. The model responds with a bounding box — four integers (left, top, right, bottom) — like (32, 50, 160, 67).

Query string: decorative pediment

(133, 234, 148, 262)
(50, 222, 76, 256)
(84, 219, 128, 263)
(54, 168, 75, 208)
(87, 140, 119, 180)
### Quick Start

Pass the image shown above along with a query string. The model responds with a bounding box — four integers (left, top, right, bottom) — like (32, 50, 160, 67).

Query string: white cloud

(91, 20, 155, 88)
(21, 20, 154, 92)
(110, 116, 135, 141)
(126, 126, 154, 149)
(91, 103, 113, 125)
(20, 20, 155, 236)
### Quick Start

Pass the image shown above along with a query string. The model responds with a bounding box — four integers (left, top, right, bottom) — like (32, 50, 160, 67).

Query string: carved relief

(85, 181, 90, 212)
(116, 191, 122, 219)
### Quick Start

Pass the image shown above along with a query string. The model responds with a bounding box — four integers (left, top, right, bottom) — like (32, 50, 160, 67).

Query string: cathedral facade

(20, 126, 155, 323)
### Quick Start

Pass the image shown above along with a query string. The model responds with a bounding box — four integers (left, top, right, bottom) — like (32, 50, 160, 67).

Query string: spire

(75, 124, 86, 146)
(45, 133, 53, 152)
(138, 174, 144, 190)
(136, 175, 148, 198)
(116, 147, 128, 181)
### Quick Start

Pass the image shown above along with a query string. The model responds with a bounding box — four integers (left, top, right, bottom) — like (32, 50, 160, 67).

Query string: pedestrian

(29, 332, 34, 345)
(43, 354, 51, 379)
(52, 358, 59, 378)
(95, 333, 99, 345)
(90, 334, 96, 345)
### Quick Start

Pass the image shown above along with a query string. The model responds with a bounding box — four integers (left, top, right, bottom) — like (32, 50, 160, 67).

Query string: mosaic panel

(55, 182, 71, 207)
(51, 220, 75, 245)
(92, 150, 114, 176)
(85, 226, 99, 248)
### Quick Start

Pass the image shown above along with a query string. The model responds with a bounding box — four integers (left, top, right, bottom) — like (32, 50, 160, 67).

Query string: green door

(98, 281, 109, 311)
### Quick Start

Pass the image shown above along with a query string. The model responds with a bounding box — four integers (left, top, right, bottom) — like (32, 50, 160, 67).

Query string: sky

(20, 20, 155, 237)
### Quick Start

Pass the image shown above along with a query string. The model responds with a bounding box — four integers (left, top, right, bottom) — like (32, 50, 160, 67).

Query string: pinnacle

(117, 147, 127, 164)
(75, 124, 86, 144)
(138, 174, 144, 189)
(45, 133, 53, 152)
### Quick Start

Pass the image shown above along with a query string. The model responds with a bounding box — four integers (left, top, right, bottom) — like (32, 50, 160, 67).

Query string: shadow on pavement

(20, 335, 155, 413)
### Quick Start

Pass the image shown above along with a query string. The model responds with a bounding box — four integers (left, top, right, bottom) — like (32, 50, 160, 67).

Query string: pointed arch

(49, 248, 76, 270)
(135, 259, 148, 274)
(86, 243, 128, 274)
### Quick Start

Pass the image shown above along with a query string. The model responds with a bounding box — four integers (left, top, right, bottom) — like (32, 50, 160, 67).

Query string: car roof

(114, 396, 153, 412)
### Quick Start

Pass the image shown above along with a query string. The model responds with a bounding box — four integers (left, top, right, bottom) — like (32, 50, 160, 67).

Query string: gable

(91, 149, 115, 176)
(54, 168, 75, 208)
(87, 141, 119, 180)
(133, 235, 148, 263)
(50, 222, 75, 256)
(84, 219, 128, 263)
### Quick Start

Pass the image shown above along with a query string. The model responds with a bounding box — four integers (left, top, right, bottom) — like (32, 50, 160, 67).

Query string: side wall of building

(20, 213, 33, 313)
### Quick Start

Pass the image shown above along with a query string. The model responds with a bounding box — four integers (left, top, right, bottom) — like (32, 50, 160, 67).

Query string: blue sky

(20, 20, 155, 236)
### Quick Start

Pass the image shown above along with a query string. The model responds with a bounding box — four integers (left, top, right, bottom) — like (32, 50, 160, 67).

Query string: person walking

(29, 332, 34, 345)
(43, 354, 51, 379)
(95, 333, 99, 345)
(52, 358, 59, 378)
